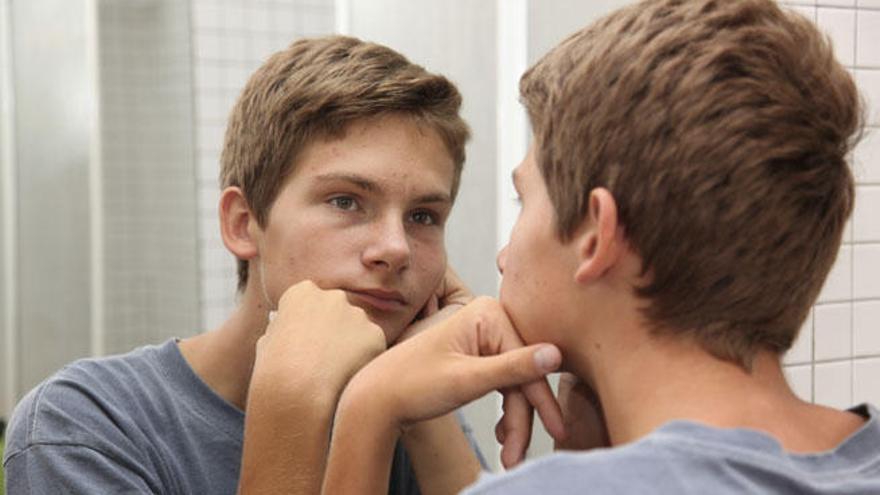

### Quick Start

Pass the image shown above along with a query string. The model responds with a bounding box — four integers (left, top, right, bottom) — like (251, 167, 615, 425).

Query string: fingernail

(534, 345, 561, 372)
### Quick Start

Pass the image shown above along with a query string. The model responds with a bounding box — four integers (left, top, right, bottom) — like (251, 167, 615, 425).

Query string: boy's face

(497, 146, 573, 346)
(255, 114, 454, 343)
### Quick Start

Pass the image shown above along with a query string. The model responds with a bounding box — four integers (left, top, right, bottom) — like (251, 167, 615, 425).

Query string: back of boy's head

(520, 0, 862, 369)
(220, 35, 470, 292)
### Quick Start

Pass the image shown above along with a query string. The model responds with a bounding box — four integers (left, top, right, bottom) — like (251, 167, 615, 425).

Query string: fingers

(469, 344, 561, 392)
(521, 378, 566, 441)
(499, 390, 532, 469)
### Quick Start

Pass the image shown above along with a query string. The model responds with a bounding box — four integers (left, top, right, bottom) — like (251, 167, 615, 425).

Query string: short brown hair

(220, 35, 470, 291)
(521, 0, 862, 369)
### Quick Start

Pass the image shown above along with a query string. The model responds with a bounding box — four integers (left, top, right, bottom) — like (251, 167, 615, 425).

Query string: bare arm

(237, 281, 386, 494)
(402, 408, 482, 495)
(323, 297, 566, 494)
(397, 269, 482, 495)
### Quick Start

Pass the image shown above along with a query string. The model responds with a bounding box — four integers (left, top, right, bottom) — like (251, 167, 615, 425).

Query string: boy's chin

(368, 314, 409, 346)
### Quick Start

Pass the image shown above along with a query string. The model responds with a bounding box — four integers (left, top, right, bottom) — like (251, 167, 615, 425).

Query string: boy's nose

(363, 217, 410, 272)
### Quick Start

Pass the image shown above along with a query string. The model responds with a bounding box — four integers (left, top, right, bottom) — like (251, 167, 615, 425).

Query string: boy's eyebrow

(313, 172, 452, 205)
(314, 172, 379, 193)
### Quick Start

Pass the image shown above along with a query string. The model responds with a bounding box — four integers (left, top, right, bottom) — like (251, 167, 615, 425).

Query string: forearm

(238, 381, 338, 494)
(402, 413, 482, 495)
(323, 385, 400, 495)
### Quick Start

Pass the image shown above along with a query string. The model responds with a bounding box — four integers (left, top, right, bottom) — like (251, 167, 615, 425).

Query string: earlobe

(573, 188, 621, 284)
(219, 187, 259, 261)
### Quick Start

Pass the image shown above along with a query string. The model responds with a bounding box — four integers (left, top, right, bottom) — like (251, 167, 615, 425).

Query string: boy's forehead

(288, 115, 457, 199)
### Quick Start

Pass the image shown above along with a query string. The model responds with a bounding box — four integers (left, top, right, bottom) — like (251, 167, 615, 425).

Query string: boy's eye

(329, 196, 359, 211)
(410, 209, 438, 226)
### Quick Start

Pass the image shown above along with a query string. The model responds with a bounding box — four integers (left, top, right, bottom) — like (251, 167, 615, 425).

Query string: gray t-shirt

(2, 339, 443, 494)
(465, 404, 880, 494)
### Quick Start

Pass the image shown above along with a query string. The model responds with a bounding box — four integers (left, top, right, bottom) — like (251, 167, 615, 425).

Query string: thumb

(469, 344, 562, 392)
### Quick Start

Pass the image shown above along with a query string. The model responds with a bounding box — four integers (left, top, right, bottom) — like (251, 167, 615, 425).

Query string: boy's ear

(219, 186, 259, 261)
(573, 188, 622, 284)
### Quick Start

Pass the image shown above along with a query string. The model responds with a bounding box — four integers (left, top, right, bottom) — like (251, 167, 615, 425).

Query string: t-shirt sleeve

(5, 443, 154, 494)
(3, 366, 163, 494)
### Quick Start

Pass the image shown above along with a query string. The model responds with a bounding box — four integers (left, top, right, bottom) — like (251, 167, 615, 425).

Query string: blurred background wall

(1, 0, 879, 469)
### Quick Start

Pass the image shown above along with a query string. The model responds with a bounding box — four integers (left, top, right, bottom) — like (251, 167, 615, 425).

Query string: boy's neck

(178, 284, 270, 410)
(575, 329, 864, 453)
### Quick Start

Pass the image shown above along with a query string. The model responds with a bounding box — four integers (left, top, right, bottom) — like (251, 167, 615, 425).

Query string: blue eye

(329, 196, 359, 211)
(410, 210, 438, 226)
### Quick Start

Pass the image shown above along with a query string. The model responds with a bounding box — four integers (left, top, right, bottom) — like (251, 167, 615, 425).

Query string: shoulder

(3, 341, 175, 460)
(463, 438, 681, 494)
(463, 423, 764, 495)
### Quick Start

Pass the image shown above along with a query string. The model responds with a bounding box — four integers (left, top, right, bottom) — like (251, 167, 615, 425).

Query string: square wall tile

(853, 300, 880, 356)
(817, 7, 856, 66)
(785, 308, 814, 364)
(814, 360, 853, 408)
(854, 186, 880, 241)
(818, 0, 855, 6)
(818, 245, 852, 302)
(814, 303, 853, 360)
(784, 4, 818, 20)
(854, 244, 880, 298)
(857, 10, 880, 67)
(784, 364, 813, 402)
(858, 0, 880, 7)
(856, 70, 880, 127)
(854, 127, 880, 183)
(853, 358, 880, 405)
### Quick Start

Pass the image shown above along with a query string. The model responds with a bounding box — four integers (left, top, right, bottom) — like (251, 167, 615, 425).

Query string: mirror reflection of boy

(3, 36, 484, 494)
(319, 1, 880, 493)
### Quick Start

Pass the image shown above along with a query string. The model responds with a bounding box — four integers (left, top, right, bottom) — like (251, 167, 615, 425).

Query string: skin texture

(324, 297, 565, 494)
(248, 113, 456, 342)
(322, 142, 867, 493)
(179, 114, 482, 495)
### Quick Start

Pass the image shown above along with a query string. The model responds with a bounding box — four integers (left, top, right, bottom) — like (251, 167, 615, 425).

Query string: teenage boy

(3, 35, 484, 494)
(320, 0, 880, 493)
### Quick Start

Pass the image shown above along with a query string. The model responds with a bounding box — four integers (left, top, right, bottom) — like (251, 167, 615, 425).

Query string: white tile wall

(853, 300, 880, 355)
(815, 360, 853, 408)
(781, 1, 880, 410)
(856, 10, 880, 67)
(817, 245, 852, 302)
(817, 7, 856, 65)
(190, 0, 336, 330)
(814, 303, 852, 360)
(855, 69, 880, 126)
(854, 186, 880, 240)
(822, 1, 857, 7)
(853, 358, 880, 404)
(855, 128, 880, 182)
(854, 244, 880, 297)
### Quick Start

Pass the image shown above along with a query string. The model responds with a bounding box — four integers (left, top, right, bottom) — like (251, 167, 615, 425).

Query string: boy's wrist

(248, 364, 345, 417)
(338, 369, 404, 436)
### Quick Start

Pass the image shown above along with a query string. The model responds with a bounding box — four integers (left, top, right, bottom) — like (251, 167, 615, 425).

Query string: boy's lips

(345, 288, 408, 313)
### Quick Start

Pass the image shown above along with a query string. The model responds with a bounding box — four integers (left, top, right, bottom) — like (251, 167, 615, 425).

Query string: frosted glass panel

(4, 0, 200, 404)
(12, 0, 93, 394)
(99, 0, 200, 354)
